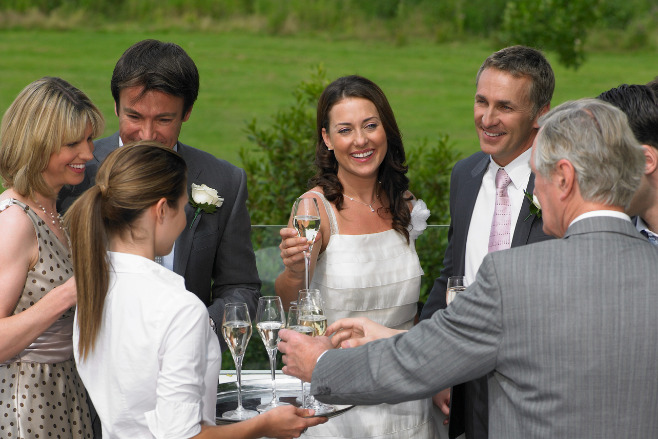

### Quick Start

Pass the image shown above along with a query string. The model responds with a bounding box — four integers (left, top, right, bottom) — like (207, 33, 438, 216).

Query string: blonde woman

(0, 77, 104, 438)
(68, 142, 325, 439)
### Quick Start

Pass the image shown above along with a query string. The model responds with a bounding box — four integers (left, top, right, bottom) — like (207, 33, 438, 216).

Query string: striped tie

(488, 168, 512, 253)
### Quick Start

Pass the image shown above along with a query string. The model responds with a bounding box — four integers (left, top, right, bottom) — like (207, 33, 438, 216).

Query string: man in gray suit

(419, 45, 555, 438)
(597, 84, 658, 245)
(58, 40, 261, 351)
(278, 99, 658, 438)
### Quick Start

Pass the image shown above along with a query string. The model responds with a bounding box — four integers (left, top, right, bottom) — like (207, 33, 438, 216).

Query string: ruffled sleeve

(408, 199, 430, 241)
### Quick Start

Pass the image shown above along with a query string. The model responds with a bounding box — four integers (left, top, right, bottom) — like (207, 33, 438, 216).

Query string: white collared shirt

(73, 252, 220, 439)
(635, 216, 658, 242)
(464, 148, 533, 285)
(570, 210, 631, 226)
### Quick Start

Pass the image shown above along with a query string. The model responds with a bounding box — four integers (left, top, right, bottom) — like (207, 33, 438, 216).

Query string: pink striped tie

(488, 168, 512, 253)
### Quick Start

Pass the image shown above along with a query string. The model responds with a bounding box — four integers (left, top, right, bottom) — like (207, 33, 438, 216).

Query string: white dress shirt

(570, 210, 631, 226)
(74, 252, 220, 439)
(464, 148, 532, 285)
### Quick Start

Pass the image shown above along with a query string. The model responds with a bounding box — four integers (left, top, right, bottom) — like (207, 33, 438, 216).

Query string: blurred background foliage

(2, 0, 658, 69)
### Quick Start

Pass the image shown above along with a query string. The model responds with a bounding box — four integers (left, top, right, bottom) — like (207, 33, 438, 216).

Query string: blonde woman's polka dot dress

(0, 199, 92, 439)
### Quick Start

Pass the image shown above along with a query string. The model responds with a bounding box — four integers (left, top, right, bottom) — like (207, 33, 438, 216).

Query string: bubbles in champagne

(294, 215, 321, 244)
(257, 321, 284, 349)
(222, 320, 252, 356)
(299, 314, 328, 336)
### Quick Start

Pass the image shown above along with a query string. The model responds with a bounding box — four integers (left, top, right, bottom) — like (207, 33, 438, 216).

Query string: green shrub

(407, 135, 460, 303)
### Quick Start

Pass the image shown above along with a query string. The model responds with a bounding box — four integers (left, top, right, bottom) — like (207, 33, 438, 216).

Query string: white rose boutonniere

(523, 190, 542, 221)
(189, 183, 224, 229)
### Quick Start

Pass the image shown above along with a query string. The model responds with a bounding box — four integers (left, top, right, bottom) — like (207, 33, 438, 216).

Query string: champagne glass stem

(234, 354, 245, 412)
(268, 348, 277, 403)
(304, 251, 310, 290)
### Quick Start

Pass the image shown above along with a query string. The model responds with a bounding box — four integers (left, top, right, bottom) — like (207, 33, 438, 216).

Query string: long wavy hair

(66, 141, 187, 360)
(311, 75, 411, 241)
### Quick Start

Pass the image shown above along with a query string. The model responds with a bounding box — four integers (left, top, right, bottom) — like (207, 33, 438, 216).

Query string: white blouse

(74, 252, 221, 439)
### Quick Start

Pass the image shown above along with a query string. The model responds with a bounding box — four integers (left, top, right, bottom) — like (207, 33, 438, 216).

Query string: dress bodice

(310, 191, 429, 329)
(0, 198, 92, 439)
(0, 198, 74, 363)
(302, 192, 440, 439)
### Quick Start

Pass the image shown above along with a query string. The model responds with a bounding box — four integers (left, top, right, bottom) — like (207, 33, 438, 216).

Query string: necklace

(344, 193, 380, 212)
(33, 198, 64, 231)
(32, 197, 71, 252)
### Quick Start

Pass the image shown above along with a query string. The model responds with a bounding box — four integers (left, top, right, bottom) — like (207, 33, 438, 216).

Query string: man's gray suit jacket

(312, 216, 658, 438)
(58, 133, 261, 351)
(419, 150, 552, 438)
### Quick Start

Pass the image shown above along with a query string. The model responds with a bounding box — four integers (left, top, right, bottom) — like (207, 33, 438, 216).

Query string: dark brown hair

(111, 39, 199, 116)
(311, 75, 411, 241)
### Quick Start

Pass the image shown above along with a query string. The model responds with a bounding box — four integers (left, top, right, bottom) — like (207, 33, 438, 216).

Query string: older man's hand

(278, 328, 333, 382)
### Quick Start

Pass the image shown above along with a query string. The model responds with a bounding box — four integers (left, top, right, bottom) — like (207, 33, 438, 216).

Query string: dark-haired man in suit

(58, 40, 261, 351)
(597, 83, 658, 245)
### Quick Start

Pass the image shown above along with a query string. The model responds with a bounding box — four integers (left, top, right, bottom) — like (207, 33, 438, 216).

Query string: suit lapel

(173, 143, 202, 276)
(454, 154, 489, 273)
(511, 173, 538, 247)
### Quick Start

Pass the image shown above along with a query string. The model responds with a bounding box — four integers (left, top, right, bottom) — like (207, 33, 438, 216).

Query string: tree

(499, 0, 600, 69)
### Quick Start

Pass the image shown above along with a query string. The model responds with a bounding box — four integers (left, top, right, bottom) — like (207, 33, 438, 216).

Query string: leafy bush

(407, 135, 460, 303)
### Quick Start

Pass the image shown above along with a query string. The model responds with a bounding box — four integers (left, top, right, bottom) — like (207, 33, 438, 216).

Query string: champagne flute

(446, 276, 466, 305)
(255, 296, 288, 412)
(287, 305, 315, 408)
(292, 197, 321, 289)
(298, 297, 328, 337)
(221, 303, 259, 420)
(297, 293, 335, 414)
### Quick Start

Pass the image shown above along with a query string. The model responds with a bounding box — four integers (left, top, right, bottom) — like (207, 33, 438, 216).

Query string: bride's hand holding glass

(292, 197, 321, 290)
(278, 227, 316, 273)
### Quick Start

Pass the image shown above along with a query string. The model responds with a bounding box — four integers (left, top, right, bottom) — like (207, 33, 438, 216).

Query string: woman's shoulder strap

(307, 190, 338, 235)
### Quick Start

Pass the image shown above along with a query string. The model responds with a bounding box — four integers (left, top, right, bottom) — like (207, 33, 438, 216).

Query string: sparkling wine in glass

(292, 197, 321, 290)
(255, 296, 288, 412)
(446, 276, 466, 305)
(297, 293, 335, 414)
(287, 305, 315, 408)
(298, 299, 328, 337)
(221, 303, 259, 420)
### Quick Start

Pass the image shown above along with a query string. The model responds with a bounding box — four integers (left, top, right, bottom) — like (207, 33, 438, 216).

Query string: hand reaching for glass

(326, 317, 406, 349)
(432, 388, 452, 426)
(278, 328, 333, 383)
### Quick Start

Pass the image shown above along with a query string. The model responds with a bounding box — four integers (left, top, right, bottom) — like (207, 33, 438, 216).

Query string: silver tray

(216, 372, 354, 424)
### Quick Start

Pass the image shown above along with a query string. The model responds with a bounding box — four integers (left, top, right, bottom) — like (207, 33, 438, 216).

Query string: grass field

(1, 29, 657, 167)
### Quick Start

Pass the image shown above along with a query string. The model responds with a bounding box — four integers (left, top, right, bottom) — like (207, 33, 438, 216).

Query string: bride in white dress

(276, 75, 446, 439)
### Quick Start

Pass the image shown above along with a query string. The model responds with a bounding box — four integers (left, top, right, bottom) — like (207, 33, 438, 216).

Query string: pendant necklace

(344, 192, 380, 212)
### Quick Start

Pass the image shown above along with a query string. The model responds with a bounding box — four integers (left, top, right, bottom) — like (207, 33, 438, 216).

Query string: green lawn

(1, 30, 657, 167)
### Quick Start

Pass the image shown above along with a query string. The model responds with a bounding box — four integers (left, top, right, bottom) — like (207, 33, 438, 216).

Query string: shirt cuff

(316, 349, 329, 364)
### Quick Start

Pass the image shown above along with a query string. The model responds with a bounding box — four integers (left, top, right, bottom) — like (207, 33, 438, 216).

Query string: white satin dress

(302, 191, 445, 439)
